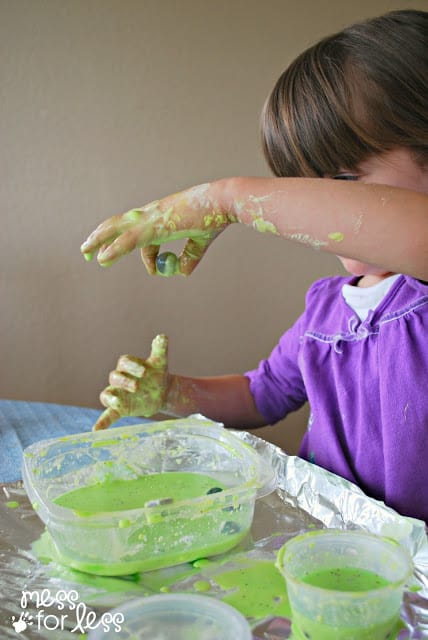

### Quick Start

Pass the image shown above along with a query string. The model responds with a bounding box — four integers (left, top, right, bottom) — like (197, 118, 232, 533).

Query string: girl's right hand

(81, 182, 235, 276)
(93, 334, 170, 430)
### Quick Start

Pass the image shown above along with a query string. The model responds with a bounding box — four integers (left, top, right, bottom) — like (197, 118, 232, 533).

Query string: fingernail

(98, 252, 113, 267)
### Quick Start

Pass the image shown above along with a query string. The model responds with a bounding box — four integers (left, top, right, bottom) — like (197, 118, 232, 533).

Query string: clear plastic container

(23, 417, 264, 575)
(87, 593, 252, 640)
(276, 529, 413, 640)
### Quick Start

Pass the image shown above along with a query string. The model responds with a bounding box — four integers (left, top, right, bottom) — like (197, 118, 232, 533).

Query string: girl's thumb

(148, 334, 169, 368)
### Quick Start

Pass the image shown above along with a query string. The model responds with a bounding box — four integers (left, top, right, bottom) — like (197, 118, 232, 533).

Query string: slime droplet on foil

(156, 252, 179, 276)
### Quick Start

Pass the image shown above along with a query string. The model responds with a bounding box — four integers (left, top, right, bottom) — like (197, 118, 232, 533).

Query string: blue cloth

(0, 399, 143, 483)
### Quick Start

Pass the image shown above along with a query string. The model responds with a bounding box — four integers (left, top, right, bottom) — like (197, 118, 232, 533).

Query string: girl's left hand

(93, 334, 170, 430)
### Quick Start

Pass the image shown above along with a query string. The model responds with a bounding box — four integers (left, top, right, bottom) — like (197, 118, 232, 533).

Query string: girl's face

(332, 148, 428, 280)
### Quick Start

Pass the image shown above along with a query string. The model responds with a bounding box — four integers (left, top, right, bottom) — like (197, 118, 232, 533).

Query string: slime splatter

(211, 559, 291, 619)
(5, 501, 20, 509)
(328, 231, 345, 242)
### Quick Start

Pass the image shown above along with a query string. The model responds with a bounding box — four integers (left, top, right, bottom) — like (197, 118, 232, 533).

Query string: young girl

(81, 10, 428, 522)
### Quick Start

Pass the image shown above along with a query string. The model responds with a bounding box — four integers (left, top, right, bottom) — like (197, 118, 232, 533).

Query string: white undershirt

(341, 274, 401, 321)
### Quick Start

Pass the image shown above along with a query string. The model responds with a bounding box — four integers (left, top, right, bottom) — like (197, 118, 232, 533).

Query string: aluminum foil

(1, 433, 427, 639)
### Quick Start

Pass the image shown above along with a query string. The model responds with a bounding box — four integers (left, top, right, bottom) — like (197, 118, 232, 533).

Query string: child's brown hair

(261, 10, 428, 178)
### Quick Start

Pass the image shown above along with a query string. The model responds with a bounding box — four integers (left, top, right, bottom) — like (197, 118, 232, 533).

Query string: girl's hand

(80, 183, 235, 276)
(93, 334, 170, 430)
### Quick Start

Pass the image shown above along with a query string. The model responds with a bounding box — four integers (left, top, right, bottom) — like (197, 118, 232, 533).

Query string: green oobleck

(327, 231, 345, 242)
(209, 559, 291, 619)
(53, 472, 223, 515)
(50, 472, 249, 575)
(292, 611, 401, 640)
(293, 567, 402, 640)
(31, 536, 406, 637)
(5, 501, 20, 509)
(302, 566, 390, 591)
(33, 534, 291, 623)
(33, 531, 147, 596)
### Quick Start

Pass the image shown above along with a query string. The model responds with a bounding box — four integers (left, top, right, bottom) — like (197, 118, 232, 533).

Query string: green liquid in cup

(293, 567, 399, 640)
(293, 612, 399, 640)
(302, 566, 390, 591)
(51, 472, 249, 575)
(54, 471, 225, 514)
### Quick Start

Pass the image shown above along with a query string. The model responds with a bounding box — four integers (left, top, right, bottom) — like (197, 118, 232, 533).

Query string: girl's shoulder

(298, 275, 353, 330)
(412, 277, 428, 290)
(305, 274, 353, 303)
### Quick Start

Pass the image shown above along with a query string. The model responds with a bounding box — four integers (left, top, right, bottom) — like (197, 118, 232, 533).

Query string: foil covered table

(1, 430, 427, 639)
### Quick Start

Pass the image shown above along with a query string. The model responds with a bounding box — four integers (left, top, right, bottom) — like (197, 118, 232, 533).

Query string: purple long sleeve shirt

(245, 275, 428, 523)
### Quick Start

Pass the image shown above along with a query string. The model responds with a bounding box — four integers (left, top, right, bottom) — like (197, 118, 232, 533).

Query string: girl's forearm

(214, 177, 428, 280)
(161, 373, 267, 429)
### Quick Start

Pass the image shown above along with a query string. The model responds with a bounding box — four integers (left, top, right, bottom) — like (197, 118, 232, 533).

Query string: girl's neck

(357, 272, 396, 288)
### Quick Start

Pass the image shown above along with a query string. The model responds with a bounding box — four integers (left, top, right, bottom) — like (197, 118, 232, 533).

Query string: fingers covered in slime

(94, 334, 169, 431)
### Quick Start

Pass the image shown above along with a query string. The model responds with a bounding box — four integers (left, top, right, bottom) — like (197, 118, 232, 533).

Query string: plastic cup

(276, 529, 413, 640)
(87, 593, 253, 640)
(22, 418, 266, 575)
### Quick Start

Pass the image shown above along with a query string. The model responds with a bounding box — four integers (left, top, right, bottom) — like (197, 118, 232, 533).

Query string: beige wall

(1, 0, 426, 453)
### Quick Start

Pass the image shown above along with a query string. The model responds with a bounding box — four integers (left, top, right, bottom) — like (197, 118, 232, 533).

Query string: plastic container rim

(276, 528, 414, 596)
(87, 593, 253, 640)
(22, 420, 263, 524)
